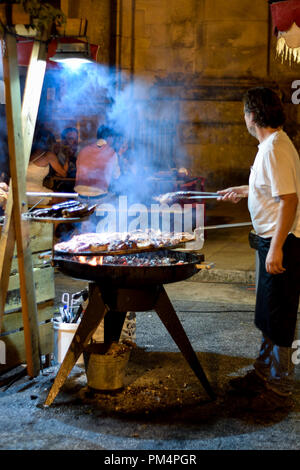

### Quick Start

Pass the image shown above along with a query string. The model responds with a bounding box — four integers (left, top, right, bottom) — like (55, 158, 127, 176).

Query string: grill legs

(155, 286, 215, 400)
(44, 283, 215, 406)
(104, 311, 127, 343)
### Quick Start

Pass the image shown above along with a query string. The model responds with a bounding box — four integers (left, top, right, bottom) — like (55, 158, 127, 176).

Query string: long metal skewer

(204, 222, 252, 230)
(26, 192, 79, 198)
(184, 195, 220, 199)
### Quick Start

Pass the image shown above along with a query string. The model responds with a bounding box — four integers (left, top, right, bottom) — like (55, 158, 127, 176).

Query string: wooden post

(0, 38, 47, 325)
(0, 31, 47, 376)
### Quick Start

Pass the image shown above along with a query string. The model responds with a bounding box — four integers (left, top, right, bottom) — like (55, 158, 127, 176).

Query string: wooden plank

(1, 301, 54, 335)
(0, 32, 47, 377)
(22, 39, 47, 167)
(0, 37, 47, 324)
(5, 266, 55, 313)
(0, 190, 16, 331)
(2, 33, 40, 376)
(13, 222, 53, 256)
(11, 252, 51, 273)
(0, 322, 54, 373)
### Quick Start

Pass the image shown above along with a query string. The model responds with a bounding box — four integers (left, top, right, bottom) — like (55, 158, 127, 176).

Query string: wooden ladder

(0, 18, 48, 377)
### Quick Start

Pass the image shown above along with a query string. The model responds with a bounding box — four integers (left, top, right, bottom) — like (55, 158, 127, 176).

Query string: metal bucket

(83, 342, 131, 391)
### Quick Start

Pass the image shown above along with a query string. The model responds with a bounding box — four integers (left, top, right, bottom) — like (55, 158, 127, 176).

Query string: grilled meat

(26, 200, 96, 220)
(54, 230, 195, 254)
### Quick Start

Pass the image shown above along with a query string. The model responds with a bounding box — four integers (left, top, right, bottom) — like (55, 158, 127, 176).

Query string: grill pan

(54, 249, 204, 287)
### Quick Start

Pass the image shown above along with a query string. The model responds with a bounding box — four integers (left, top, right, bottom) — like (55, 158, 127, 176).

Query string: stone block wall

(59, 0, 300, 190)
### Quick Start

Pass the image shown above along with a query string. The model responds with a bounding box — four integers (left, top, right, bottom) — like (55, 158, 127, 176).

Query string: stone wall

(62, 0, 300, 190)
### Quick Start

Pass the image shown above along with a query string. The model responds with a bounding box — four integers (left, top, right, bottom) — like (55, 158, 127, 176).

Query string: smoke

(0, 55, 191, 207)
(37, 61, 184, 204)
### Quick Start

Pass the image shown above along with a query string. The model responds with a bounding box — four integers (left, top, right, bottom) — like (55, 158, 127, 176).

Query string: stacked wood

(0, 222, 55, 373)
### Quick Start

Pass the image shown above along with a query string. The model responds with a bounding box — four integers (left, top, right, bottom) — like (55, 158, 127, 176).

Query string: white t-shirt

(248, 130, 300, 238)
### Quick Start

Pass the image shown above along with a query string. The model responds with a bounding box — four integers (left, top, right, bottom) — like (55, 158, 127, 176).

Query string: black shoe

(228, 370, 266, 395)
(246, 389, 294, 412)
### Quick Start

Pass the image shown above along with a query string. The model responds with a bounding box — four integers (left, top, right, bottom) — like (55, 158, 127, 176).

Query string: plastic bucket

(53, 321, 84, 365)
(83, 342, 131, 391)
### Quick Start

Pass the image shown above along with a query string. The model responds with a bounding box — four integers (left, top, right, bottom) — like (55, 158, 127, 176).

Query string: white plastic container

(53, 321, 84, 365)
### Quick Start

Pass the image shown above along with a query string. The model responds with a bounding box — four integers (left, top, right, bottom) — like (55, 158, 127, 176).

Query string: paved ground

(0, 277, 299, 451)
(0, 201, 299, 451)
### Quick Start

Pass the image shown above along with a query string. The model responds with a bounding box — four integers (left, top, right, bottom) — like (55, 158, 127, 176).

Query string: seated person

(60, 127, 79, 179)
(0, 181, 8, 213)
(26, 127, 68, 207)
(74, 125, 120, 201)
(112, 137, 149, 203)
(47, 127, 79, 193)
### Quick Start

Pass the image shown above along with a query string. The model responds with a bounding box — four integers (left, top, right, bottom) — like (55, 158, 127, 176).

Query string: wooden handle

(196, 262, 215, 270)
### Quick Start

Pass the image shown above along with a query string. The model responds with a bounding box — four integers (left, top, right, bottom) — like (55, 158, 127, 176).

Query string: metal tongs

(153, 191, 221, 204)
(183, 191, 220, 199)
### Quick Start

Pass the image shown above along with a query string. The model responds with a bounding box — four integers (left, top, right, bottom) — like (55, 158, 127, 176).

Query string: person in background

(47, 127, 79, 193)
(111, 135, 150, 203)
(75, 125, 120, 202)
(218, 87, 300, 411)
(26, 127, 68, 207)
(0, 181, 8, 213)
(109, 134, 130, 194)
(60, 127, 79, 179)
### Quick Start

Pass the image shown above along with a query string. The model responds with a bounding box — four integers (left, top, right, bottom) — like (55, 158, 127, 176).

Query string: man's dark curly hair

(243, 87, 285, 129)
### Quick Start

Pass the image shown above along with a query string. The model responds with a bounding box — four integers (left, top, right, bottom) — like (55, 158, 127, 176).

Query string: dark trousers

(255, 234, 300, 347)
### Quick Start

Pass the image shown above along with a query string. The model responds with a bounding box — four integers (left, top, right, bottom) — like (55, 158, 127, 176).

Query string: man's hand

(265, 246, 286, 275)
(217, 185, 249, 203)
(266, 193, 298, 275)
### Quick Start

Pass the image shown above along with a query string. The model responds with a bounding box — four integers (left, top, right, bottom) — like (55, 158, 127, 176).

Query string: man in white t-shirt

(218, 87, 300, 411)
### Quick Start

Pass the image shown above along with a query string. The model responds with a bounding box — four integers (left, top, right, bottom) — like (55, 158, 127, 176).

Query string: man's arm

(217, 185, 249, 203)
(266, 193, 298, 275)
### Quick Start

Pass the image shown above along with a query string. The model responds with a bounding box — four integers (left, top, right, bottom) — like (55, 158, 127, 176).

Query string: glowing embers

(78, 256, 103, 266)
(75, 253, 187, 267)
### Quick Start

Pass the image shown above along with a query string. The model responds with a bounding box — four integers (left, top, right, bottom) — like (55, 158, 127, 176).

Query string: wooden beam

(0, 36, 47, 329)
(0, 32, 47, 376)
(22, 39, 47, 167)
(0, 188, 15, 332)
(2, 32, 40, 376)
(0, 35, 47, 298)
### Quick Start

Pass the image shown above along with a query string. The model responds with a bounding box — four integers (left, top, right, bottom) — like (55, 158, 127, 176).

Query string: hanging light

(50, 41, 93, 64)
(269, 0, 300, 65)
